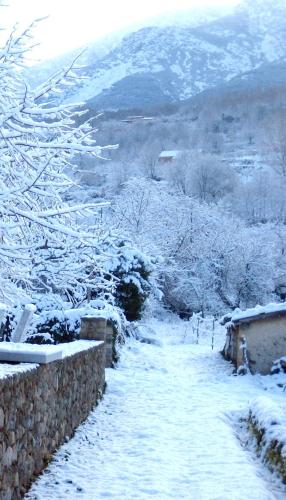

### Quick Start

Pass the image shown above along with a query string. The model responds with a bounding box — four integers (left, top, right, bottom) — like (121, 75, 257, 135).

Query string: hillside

(26, 0, 286, 111)
(180, 59, 286, 110)
(82, 0, 286, 110)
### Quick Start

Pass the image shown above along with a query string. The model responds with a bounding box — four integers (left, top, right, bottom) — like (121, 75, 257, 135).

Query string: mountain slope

(180, 59, 286, 112)
(29, 0, 286, 111)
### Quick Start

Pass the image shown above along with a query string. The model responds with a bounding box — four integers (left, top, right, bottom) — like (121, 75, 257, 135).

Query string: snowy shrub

(27, 310, 80, 345)
(270, 357, 286, 375)
(0, 296, 73, 344)
(0, 303, 65, 344)
(26, 299, 126, 349)
(0, 293, 126, 355)
(0, 312, 16, 342)
(105, 243, 155, 321)
(0, 302, 31, 342)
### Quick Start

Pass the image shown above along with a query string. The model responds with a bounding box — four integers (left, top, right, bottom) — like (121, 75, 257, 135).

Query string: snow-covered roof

(158, 150, 181, 158)
(224, 302, 286, 326)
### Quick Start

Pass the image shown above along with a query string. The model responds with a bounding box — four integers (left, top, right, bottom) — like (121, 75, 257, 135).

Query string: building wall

(239, 316, 286, 374)
(222, 325, 239, 364)
(0, 343, 105, 499)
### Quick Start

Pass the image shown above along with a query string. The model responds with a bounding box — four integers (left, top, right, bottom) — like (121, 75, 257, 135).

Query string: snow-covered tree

(0, 12, 116, 303)
(109, 177, 277, 315)
(229, 170, 286, 224)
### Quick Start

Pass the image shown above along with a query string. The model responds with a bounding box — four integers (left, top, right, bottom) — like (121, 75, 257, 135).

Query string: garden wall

(248, 396, 286, 484)
(0, 342, 105, 499)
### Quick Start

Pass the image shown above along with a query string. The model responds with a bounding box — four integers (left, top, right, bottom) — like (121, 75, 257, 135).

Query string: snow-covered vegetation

(0, 12, 111, 305)
(0, 6, 157, 342)
(107, 177, 277, 315)
(2, 1, 286, 498)
(75, 68, 286, 316)
(2, 0, 286, 331)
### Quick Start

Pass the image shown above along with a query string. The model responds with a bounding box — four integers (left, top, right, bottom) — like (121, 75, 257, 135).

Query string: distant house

(158, 150, 181, 163)
(121, 116, 155, 124)
(74, 169, 105, 186)
(222, 303, 286, 374)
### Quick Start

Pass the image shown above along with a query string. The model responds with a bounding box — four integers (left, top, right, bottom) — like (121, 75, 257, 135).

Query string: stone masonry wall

(0, 343, 105, 499)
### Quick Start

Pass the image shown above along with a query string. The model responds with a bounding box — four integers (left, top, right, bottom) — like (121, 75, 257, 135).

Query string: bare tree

(258, 109, 286, 177)
(188, 154, 236, 203)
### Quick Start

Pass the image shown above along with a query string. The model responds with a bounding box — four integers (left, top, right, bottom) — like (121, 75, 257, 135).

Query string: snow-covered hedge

(0, 299, 126, 360)
(248, 396, 286, 483)
(271, 357, 286, 375)
(30, 300, 124, 344)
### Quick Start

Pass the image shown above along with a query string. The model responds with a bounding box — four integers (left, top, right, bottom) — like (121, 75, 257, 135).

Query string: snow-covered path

(27, 319, 286, 500)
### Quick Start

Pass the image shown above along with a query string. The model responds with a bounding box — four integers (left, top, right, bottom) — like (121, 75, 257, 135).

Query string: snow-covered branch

(0, 9, 119, 303)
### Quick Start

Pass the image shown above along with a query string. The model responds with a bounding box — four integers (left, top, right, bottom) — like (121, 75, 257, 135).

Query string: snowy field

(26, 317, 286, 500)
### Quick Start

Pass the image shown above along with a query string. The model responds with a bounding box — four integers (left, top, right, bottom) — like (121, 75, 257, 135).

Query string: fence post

(211, 318, 215, 350)
(196, 316, 200, 344)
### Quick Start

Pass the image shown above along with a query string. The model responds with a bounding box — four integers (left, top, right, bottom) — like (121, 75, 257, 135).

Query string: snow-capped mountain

(26, 4, 228, 88)
(29, 0, 286, 111)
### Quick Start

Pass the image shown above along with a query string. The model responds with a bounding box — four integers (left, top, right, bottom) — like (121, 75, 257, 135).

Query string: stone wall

(0, 343, 105, 499)
(248, 397, 286, 484)
(80, 316, 116, 367)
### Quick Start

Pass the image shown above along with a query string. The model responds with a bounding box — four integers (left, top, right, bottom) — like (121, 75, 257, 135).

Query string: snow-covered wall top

(0, 340, 102, 366)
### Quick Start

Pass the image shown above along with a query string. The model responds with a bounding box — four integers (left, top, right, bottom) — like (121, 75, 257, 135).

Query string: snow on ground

(26, 316, 286, 500)
(0, 362, 37, 379)
(61, 340, 103, 359)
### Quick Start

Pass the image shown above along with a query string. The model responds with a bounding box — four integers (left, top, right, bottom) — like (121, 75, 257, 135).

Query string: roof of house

(121, 116, 155, 123)
(158, 150, 181, 159)
(222, 302, 286, 326)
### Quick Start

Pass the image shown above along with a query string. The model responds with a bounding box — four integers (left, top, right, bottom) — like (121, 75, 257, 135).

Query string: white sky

(3, 0, 240, 61)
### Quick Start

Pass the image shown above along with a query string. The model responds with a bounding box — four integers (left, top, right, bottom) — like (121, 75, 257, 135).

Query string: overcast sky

(3, 0, 239, 61)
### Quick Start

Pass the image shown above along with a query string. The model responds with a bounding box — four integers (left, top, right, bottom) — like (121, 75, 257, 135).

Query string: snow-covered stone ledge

(248, 396, 286, 484)
(0, 342, 63, 364)
(0, 340, 105, 499)
(0, 340, 103, 366)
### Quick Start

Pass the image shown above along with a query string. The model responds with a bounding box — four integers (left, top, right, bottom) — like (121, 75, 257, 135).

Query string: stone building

(222, 303, 286, 374)
(158, 150, 181, 163)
